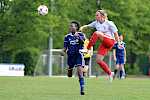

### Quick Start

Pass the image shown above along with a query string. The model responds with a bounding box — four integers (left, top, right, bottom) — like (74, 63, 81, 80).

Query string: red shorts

(97, 37, 115, 56)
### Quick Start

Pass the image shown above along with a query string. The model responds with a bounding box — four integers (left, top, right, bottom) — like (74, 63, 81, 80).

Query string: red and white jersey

(88, 20, 118, 39)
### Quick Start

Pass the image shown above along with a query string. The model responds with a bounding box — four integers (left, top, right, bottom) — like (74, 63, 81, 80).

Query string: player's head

(118, 32, 123, 41)
(69, 21, 80, 33)
(96, 10, 107, 23)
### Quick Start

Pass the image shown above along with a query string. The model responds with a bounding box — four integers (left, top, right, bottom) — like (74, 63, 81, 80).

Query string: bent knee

(95, 31, 104, 35)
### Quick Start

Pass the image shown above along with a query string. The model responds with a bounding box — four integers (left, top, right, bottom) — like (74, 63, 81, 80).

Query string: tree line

(0, 0, 150, 75)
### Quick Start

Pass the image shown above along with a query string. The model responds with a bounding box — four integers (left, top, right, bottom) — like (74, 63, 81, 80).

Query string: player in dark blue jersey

(113, 33, 126, 79)
(63, 21, 86, 95)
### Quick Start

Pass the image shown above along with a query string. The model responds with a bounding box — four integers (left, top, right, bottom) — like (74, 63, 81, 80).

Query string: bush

(14, 48, 40, 76)
(125, 63, 142, 75)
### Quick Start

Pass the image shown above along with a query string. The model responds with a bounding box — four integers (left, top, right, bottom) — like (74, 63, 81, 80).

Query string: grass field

(0, 76, 150, 100)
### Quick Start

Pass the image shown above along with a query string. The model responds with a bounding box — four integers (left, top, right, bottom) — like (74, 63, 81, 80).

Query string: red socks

(97, 61, 111, 75)
(87, 32, 99, 49)
(88, 32, 112, 75)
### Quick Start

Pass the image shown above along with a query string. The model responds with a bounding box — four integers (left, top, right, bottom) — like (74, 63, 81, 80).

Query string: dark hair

(71, 21, 80, 31)
(118, 32, 122, 36)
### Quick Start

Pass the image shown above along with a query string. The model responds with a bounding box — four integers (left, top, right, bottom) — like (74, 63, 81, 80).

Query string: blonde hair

(97, 10, 107, 17)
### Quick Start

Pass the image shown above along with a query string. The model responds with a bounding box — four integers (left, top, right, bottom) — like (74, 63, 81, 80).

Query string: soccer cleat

(80, 91, 85, 95)
(121, 76, 125, 79)
(67, 68, 73, 77)
(79, 49, 88, 53)
(108, 72, 114, 82)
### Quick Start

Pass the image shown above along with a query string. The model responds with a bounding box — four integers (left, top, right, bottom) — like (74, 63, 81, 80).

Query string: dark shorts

(67, 52, 84, 68)
(116, 57, 124, 64)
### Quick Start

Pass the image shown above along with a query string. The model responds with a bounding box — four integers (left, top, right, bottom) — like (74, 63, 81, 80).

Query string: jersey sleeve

(108, 21, 118, 33)
(87, 21, 96, 28)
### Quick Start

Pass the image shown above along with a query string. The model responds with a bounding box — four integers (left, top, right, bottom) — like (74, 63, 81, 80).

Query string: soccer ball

(37, 5, 48, 15)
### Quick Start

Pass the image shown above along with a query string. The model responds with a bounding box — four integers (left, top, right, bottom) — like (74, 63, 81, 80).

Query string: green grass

(0, 76, 150, 100)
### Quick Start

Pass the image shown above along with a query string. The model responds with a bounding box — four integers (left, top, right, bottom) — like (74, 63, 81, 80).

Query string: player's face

(119, 35, 123, 41)
(69, 23, 77, 33)
(96, 12, 105, 23)
(96, 12, 101, 21)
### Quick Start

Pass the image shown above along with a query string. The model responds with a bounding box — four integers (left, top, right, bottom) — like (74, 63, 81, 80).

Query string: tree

(1, 0, 150, 74)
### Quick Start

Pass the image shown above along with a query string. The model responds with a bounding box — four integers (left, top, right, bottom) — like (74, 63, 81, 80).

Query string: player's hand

(74, 32, 79, 36)
(62, 48, 67, 56)
(79, 25, 87, 32)
(79, 26, 84, 32)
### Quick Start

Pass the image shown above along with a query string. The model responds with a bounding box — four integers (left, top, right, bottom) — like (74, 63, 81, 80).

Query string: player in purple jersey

(63, 21, 86, 95)
(113, 33, 126, 79)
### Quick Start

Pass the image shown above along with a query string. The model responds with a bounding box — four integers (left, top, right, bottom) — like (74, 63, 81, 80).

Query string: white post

(89, 56, 92, 76)
(109, 51, 112, 70)
(48, 37, 53, 76)
(48, 0, 54, 76)
(61, 56, 64, 75)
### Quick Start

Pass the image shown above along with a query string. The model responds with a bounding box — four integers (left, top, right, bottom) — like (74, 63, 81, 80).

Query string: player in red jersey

(80, 10, 120, 82)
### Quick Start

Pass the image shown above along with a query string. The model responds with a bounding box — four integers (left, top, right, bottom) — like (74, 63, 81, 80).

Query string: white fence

(34, 49, 115, 77)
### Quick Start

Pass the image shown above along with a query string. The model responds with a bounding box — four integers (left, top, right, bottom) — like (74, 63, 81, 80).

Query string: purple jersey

(114, 41, 126, 57)
(64, 32, 85, 55)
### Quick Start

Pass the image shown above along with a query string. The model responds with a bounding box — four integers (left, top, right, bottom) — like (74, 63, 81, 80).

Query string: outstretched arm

(114, 32, 120, 42)
(79, 25, 89, 32)
(113, 49, 116, 61)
